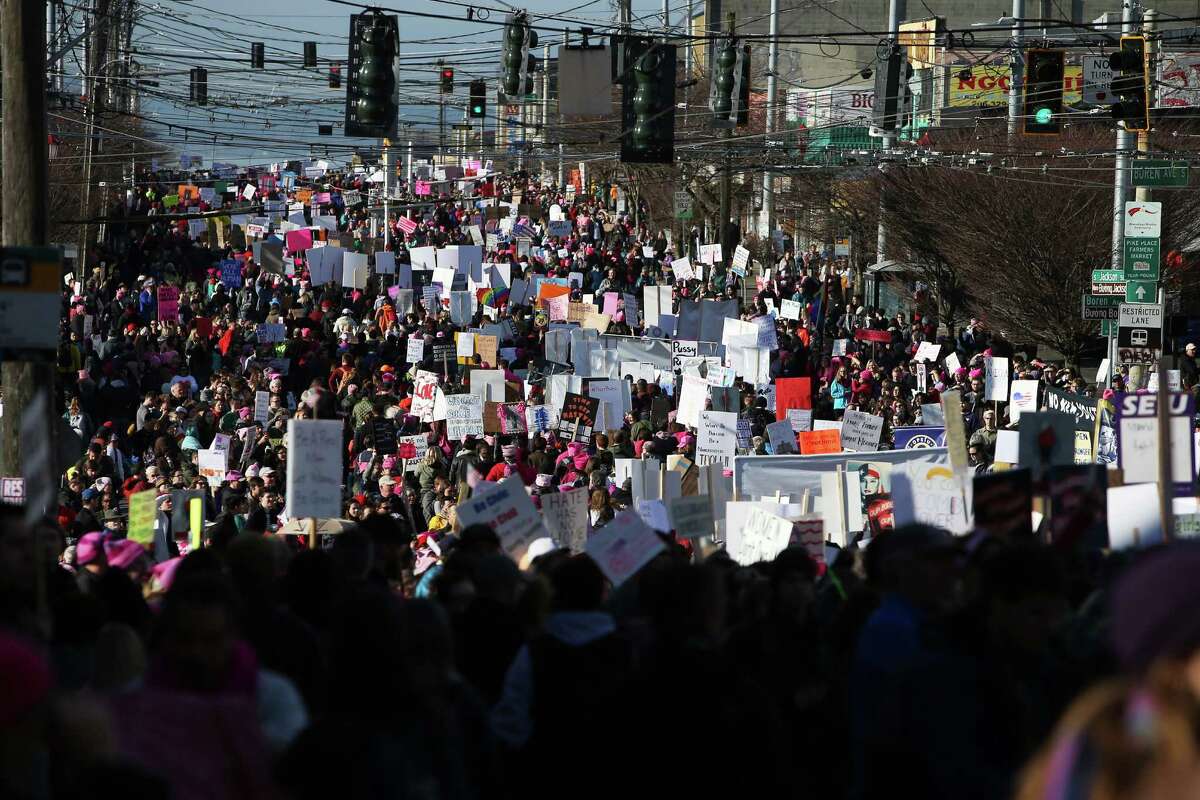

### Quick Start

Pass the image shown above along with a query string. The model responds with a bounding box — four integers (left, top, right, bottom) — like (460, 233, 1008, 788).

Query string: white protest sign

(285, 420, 344, 519)
(1008, 379, 1039, 423)
(586, 509, 666, 587)
(676, 374, 708, 429)
(840, 410, 884, 452)
(985, 356, 1010, 402)
(411, 370, 439, 422)
(445, 394, 484, 440)
(671, 257, 694, 281)
(914, 341, 941, 363)
(254, 391, 270, 425)
(727, 507, 793, 566)
(542, 487, 589, 553)
(780, 299, 802, 320)
(198, 448, 227, 487)
(669, 495, 714, 539)
(458, 476, 549, 562)
(406, 337, 425, 364)
(944, 352, 961, 374)
(697, 410, 738, 466)
(787, 408, 813, 432)
(890, 461, 970, 534)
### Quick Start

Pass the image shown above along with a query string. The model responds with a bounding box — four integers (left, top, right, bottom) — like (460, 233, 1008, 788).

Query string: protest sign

(727, 507, 794, 566)
(127, 490, 157, 547)
(198, 448, 227, 487)
(586, 509, 666, 587)
(787, 408, 813, 433)
(458, 476, 549, 562)
(525, 404, 556, 437)
(798, 429, 841, 454)
(558, 392, 599, 442)
(774, 377, 812, 419)
(406, 337, 425, 364)
(973, 469, 1033, 540)
(669, 495, 714, 539)
(1008, 380, 1039, 422)
(371, 418, 398, 455)
(766, 420, 797, 454)
(697, 411, 738, 466)
(445, 394, 484, 440)
(411, 370, 439, 422)
(542, 487, 589, 553)
(1107, 483, 1163, 550)
(1115, 391, 1195, 495)
(254, 391, 270, 425)
(285, 420, 343, 519)
(840, 410, 884, 452)
(891, 462, 970, 534)
(985, 356, 1009, 402)
(157, 286, 180, 323)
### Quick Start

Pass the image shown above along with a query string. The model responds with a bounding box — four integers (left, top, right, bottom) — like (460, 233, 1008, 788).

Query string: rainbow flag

(477, 287, 509, 308)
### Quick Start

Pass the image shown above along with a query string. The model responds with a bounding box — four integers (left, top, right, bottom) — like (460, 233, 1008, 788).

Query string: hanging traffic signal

(708, 38, 750, 127)
(620, 41, 676, 164)
(345, 12, 399, 138)
(329, 63, 341, 89)
(469, 79, 486, 118)
(1110, 35, 1150, 131)
(304, 41, 317, 68)
(189, 67, 208, 106)
(500, 11, 537, 100)
(1023, 49, 1065, 134)
(251, 42, 265, 69)
(440, 66, 455, 94)
(871, 44, 911, 133)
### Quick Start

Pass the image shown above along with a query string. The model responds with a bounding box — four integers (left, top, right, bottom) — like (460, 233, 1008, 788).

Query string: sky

(121, 0, 689, 166)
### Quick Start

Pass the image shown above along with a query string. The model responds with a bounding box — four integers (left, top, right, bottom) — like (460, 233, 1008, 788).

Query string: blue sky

(125, 0, 687, 165)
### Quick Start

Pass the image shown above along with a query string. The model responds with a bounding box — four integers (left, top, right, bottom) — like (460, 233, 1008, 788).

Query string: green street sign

(1125, 279, 1158, 304)
(1101, 319, 1116, 336)
(1082, 294, 1120, 320)
(1123, 236, 1161, 280)
(1092, 268, 1125, 283)
(1131, 159, 1190, 188)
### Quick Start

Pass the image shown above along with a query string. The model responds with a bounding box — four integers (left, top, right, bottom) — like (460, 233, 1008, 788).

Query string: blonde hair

(1015, 664, 1200, 800)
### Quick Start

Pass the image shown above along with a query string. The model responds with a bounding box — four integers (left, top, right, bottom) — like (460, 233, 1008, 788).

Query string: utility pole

(542, 40, 551, 179)
(759, 0, 779, 240)
(383, 137, 391, 249)
(558, 31, 568, 186)
(1006, 0, 1025, 139)
(1112, 1, 1138, 268)
(718, 12, 735, 271)
(437, 58, 446, 166)
(874, 0, 906, 270)
(0, 0, 54, 476)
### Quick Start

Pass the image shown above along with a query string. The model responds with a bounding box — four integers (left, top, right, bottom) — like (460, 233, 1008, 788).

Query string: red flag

(217, 326, 234, 356)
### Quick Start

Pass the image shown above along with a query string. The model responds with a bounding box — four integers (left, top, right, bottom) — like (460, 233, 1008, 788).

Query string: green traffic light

(1035, 107, 1053, 125)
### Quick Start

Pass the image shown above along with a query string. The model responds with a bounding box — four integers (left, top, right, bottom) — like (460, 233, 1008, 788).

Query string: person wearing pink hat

(74, 531, 109, 594)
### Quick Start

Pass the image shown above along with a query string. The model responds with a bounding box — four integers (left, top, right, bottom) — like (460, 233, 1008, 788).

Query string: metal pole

(437, 59, 446, 166)
(1112, 1, 1138, 268)
(685, 0, 694, 77)
(759, 0, 779, 239)
(406, 139, 413, 193)
(719, 12, 735, 272)
(1006, 0, 1026, 139)
(542, 41, 550, 179)
(874, 0, 906, 268)
(663, 0, 670, 31)
(383, 137, 391, 249)
(559, 30, 567, 186)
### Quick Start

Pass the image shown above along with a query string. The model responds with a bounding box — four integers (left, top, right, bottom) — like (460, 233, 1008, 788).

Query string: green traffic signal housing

(344, 12, 399, 139)
(1023, 49, 1065, 135)
(620, 40, 676, 164)
(1110, 35, 1150, 132)
(469, 79, 486, 118)
(500, 11, 538, 101)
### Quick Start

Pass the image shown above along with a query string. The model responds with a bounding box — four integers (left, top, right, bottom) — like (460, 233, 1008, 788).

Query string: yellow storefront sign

(948, 64, 1083, 107)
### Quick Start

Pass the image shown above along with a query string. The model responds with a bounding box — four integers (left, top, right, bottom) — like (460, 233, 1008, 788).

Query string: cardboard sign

(445, 394, 485, 440)
(774, 377, 812, 419)
(1115, 391, 1195, 495)
(697, 410, 738, 466)
(727, 507, 793, 566)
(585, 509, 666, 587)
(542, 487, 589, 553)
(284, 420, 344, 519)
(766, 420, 797, 454)
(558, 392, 599, 442)
(669, 495, 714, 539)
(798, 429, 841, 455)
(458, 476, 549, 563)
(840, 410, 884, 452)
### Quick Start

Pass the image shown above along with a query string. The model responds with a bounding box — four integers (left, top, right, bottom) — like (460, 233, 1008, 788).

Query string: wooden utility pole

(0, 0, 55, 476)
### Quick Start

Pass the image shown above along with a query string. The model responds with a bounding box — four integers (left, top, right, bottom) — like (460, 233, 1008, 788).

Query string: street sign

(1124, 201, 1162, 238)
(1092, 268, 1125, 283)
(1123, 236, 1161, 280)
(0, 247, 62, 353)
(674, 190, 694, 220)
(1091, 281, 1125, 296)
(1082, 294, 1120, 320)
(1125, 279, 1157, 304)
(1101, 319, 1116, 337)
(1118, 302, 1164, 349)
(1083, 55, 1113, 105)
(1131, 160, 1189, 188)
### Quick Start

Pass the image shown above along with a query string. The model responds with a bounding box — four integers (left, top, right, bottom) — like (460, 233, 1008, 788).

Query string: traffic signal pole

(1005, 0, 1025, 140)
(873, 0, 905, 273)
(718, 13, 734, 272)
(1111, 3, 1138, 269)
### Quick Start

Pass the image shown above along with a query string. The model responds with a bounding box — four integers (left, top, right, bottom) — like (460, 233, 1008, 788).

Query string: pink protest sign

(415, 181, 431, 196)
(285, 228, 313, 252)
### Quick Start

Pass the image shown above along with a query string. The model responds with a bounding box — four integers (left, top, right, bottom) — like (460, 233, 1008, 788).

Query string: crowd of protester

(1, 162, 1198, 799)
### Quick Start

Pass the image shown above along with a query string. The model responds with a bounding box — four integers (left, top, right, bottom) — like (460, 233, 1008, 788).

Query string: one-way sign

(1117, 302, 1164, 348)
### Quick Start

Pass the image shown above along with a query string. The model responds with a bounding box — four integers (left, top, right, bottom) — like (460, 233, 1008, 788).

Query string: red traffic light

(442, 68, 454, 79)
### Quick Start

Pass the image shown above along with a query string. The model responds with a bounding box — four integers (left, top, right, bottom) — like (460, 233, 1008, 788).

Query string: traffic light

(469, 79, 486, 118)
(620, 41, 676, 164)
(345, 12, 399, 138)
(251, 42, 264, 69)
(440, 65, 454, 94)
(329, 63, 341, 89)
(871, 44, 911, 133)
(189, 67, 208, 106)
(1023, 49, 1065, 134)
(709, 38, 750, 127)
(304, 41, 317, 68)
(1110, 35, 1150, 131)
(500, 11, 537, 100)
